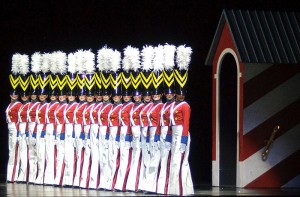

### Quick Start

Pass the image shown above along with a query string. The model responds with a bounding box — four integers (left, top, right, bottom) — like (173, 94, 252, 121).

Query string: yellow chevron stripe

(48, 75, 57, 89)
(19, 76, 30, 91)
(38, 75, 50, 88)
(153, 75, 163, 88)
(131, 73, 141, 89)
(121, 73, 132, 89)
(30, 75, 40, 89)
(9, 75, 20, 89)
(140, 72, 153, 89)
(94, 73, 102, 89)
(57, 76, 67, 90)
(174, 70, 188, 88)
(84, 75, 96, 90)
(163, 70, 174, 87)
(110, 73, 123, 86)
(66, 75, 77, 90)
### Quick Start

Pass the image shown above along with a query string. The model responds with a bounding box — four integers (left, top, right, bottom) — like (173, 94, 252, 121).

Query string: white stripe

(240, 123, 300, 187)
(244, 73, 300, 134)
(243, 63, 272, 82)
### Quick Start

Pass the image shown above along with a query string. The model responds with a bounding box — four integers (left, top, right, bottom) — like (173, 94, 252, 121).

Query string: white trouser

(138, 126, 150, 191)
(98, 125, 109, 189)
(16, 122, 28, 182)
(106, 126, 119, 190)
(7, 122, 19, 182)
(157, 126, 172, 194)
(126, 125, 141, 191)
(35, 124, 46, 185)
(62, 123, 75, 186)
(44, 123, 56, 185)
(27, 122, 37, 183)
(80, 125, 91, 189)
(144, 126, 160, 193)
(54, 124, 65, 186)
(89, 123, 99, 189)
(73, 124, 84, 187)
(168, 126, 194, 195)
(114, 125, 132, 191)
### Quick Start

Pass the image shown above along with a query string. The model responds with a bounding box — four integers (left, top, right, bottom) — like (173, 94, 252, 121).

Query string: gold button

(175, 110, 178, 113)
(150, 112, 153, 114)
(111, 113, 114, 115)
(39, 112, 41, 114)
(77, 117, 78, 120)
(10, 116, 12, 118)
(9, 110, 11, 112)
(122, 117, 124, 120)
(134, 112, 137, 114)
(85, 112, 88, 114)
(102, 112, 104, 114)
(134, 118, 136, 121)
(85, 118, 88, 120)
(94, 110, 97, 112)
(175, 117, 178, 120)
(39, 117, 41, 119)
(122, 111, 124, 113)
(111, 118, 114, 121)
(49, 110, 51, 112)
(101, 118, 104, 120)
(142, 119, 145, 122)
(94, 117, 96, 119)
(151, 118, 153, 120)
(67, 116, 70, 118)
(164, 120, 166, 122)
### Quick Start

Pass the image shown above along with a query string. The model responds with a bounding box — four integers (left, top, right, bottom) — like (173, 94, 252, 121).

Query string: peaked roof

(205, 9, 300, 65)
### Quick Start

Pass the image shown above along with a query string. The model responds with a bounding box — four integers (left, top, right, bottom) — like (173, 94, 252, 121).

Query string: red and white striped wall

(212, 22, 300, 188)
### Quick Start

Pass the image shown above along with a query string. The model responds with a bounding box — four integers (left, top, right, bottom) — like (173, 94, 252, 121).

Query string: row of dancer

(6, 87, 194, 195)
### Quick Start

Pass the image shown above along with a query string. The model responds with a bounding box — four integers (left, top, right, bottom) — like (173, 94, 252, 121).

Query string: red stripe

(122, 148, 132, 191)
(244, 64, 300, 108)
(86, 156, 92, 188)
(179, 153, 184, 196)
(164, 151, 171, 194)
(135, 151, 142, 191)
(112, 149, 120, 190)
(245, 149, 300, 188)
(242, 99, 300, 161)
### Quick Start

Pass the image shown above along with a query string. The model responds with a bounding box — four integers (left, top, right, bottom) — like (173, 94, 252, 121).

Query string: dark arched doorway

(219, 53, 238, 187)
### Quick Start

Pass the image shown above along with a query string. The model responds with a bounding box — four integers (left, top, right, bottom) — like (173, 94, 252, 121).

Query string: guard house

(205, 9, 300, 188)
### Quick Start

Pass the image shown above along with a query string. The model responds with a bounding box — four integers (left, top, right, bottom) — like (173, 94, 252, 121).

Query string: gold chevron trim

(19, 76, 30, 91)
(85, 75, 95, 90)
(110, 73, 123, 88)
(38, 75, 50, 89)
(66, 75, 77, 90)
(163, 70, 174, 87)
(131, 73, 141, 89)
(30, 75, 40, 89)
(121, 72, 132, 89)
(100, 73, 111, 89)
(140, 72, 153, 89)
(48, 75, 57, 89)
(9, 74, 20, 89)
(152, 72, 163, 88)
(174, 70, 188, 88)
(57, 76, 67, 90)
(94, 73, 102, 89)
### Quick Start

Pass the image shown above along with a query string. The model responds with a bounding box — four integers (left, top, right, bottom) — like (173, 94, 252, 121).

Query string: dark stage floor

(2, 182, 300, 196)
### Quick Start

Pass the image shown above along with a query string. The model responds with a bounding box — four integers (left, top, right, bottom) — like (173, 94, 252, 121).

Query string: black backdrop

(0, 0, 299, 185)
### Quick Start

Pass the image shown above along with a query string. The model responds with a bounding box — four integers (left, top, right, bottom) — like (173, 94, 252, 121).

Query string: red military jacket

(46, 101, 59, 124)
(98, 102, 113, 126)
(55, 102, 68, 133)
(36, 101, 48, 130)
(140, 102, 153, 127)
(161, 101, 174, 135)
(27, 100, 40, 123)
(91, 102, 103, 124)
(74, 102, 87, 125)
(83, 102, 95, 126)
(120, 102, 134, 126)
(18, 101, 30, 123)
(130, 102, 144, 126)
(6, 100, 22, 123)
(148, 102, 163, 127)
(170, 101, 191, 136)
(109, 103, 123, 127)
(65, 101, 79, 124)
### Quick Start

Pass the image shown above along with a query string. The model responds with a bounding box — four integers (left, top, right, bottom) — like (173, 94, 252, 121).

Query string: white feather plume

(110, 49, 121, 73)
(141, 45, 154, 71)
(164, 44, 176, 71)
(55, 51, 67, 74)
(153, 45, 164, 72)
(41, 53, 50, 73)
(11, 53, 21, 75)
(68, 53, 76, 74)
(18, 54, 29, 75)
(49, 52, 59, 74)
(122, 46, 140, 72)
(97, 46, 110, 72)
(176, 45, 192, 70)
(84, 49, 95, 74)
(31, 52, 42, 74)
(74, 49, 84, 74)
